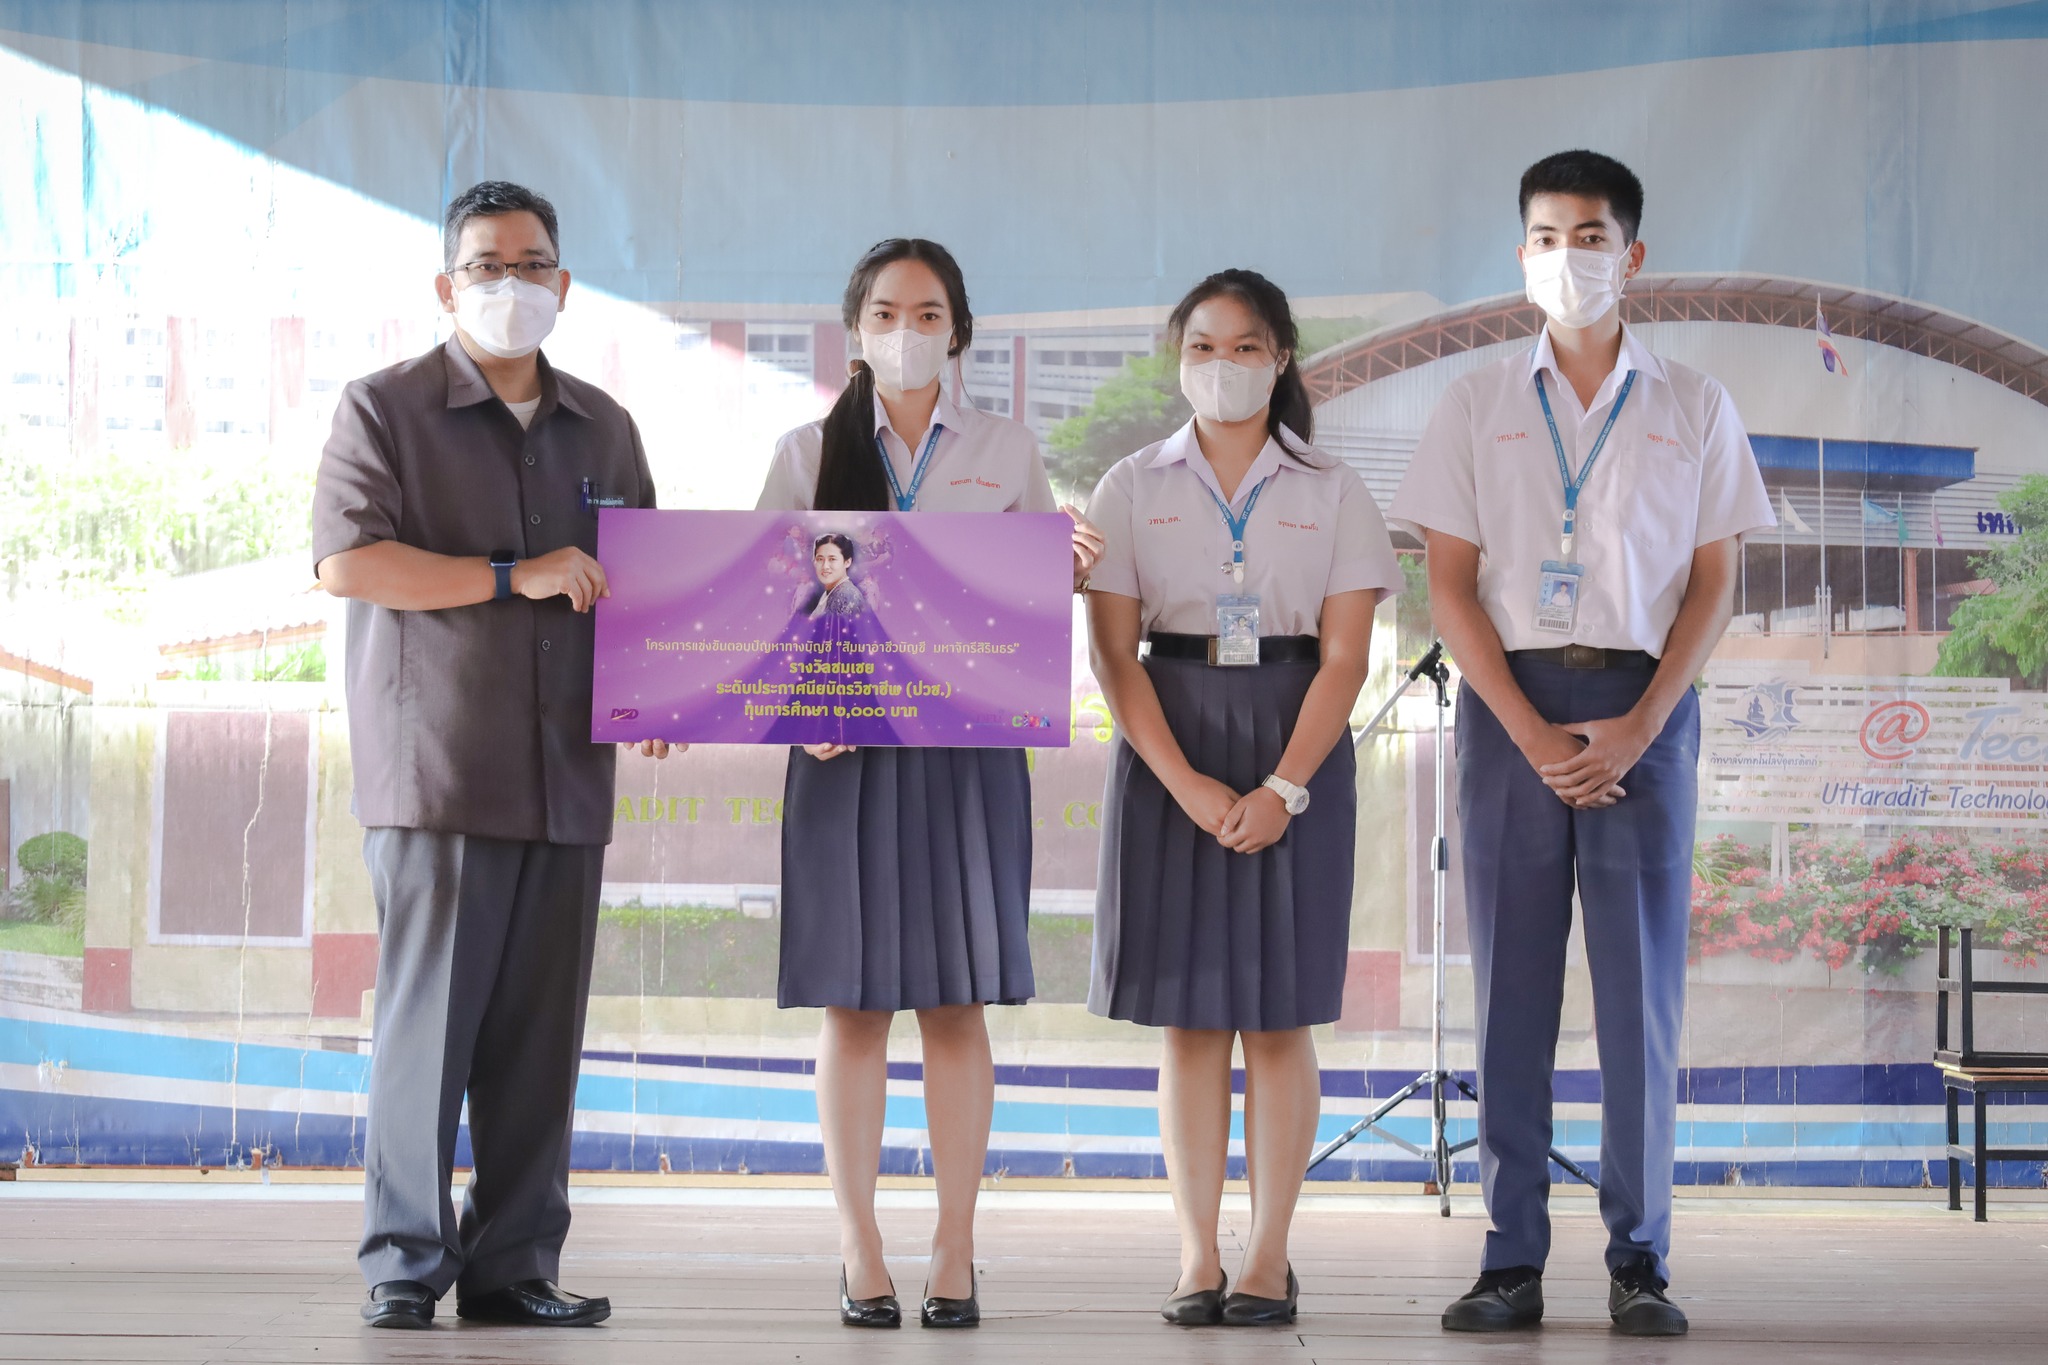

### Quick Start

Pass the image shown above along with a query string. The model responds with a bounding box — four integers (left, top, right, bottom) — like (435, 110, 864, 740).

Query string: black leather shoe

(1219, 1265, 1297, 1326)
(361, 1280, 434, 1329)
(1441, 1265, 1543, 1332)
(1160, 1268, 1227, 1326)
(920, 1269, 979, 1328)
(1609, 1259, 1688, 1337)
(455, 1279, 610, 1327)
(839, 1268, 902, 1328)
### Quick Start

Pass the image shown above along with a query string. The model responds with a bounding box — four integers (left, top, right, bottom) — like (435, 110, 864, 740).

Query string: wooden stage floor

(1, 1183, 2040, 1364)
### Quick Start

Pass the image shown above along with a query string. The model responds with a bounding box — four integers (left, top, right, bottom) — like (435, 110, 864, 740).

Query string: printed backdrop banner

(4, 3, 2048, 1186)
(593, 510, 1074, 747)
(1703, 667, 2048, 828)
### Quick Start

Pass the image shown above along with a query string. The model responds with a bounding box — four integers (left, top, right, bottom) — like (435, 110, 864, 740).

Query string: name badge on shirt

(580, 479, 627, 515)
(1215, 594, 1261, 666)
(1534, 560, 1583, 634)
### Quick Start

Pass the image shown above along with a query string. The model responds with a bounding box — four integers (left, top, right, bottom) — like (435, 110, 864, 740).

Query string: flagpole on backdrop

(1898, 490, 1907, 631)
(1818, 437, 1829, 652)
(1779, 495, 1788, 627)
(1859, 475, 1869, 626)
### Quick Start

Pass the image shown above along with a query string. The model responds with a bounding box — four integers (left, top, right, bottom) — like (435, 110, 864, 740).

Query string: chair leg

(1973, 1092, 1989, 1223)
(1946, 1086, 1960, 1212)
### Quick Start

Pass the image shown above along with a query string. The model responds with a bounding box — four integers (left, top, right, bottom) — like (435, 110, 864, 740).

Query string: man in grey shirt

(313, 180, 676, 1330)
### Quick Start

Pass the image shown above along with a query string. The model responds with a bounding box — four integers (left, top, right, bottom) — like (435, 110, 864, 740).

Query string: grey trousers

(356, 829, 604, 1297)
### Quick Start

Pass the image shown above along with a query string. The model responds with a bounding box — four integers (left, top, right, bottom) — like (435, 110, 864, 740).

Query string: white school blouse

(1085, 421, 1403, 637)
(757, 385, 1058, 513)
(1387, 325, 1774, 656)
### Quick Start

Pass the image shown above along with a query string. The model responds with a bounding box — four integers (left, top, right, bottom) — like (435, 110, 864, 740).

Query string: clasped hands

(1521, 711, 1659, 809)
(1170, 773, 1292, 855)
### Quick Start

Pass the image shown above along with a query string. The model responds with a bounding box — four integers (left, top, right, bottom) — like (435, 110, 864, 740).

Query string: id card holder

(1214, 595, 1261, 666)
(1533, 561, 1583, 634)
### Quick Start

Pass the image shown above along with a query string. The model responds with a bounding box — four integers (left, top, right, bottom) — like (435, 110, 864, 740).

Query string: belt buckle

(1562, 644, 1605, 669)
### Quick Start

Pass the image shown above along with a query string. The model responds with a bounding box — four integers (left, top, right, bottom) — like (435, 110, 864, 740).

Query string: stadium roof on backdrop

(1301, 275, 2048, 410)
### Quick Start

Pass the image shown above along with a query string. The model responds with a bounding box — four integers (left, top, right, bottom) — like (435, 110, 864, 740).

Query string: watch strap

(1261, 773, 1310, 814)
(490, 552, 516, 601)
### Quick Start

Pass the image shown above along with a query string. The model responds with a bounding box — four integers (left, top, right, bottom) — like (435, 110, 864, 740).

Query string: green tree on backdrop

(0, 434, 313, 603)
(1933, 474, 2048, 689)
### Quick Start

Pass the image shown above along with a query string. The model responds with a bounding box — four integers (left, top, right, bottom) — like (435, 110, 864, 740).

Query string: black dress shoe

(455, 1279, 610, 1327)
(920, 1269, 979, 1328)
(1219, 1265, 1297, 1326)
(839, 1268, 902, 1328)
(1609, 1259, 1688, 1337)
(1160, 1268, 1227, 1326)
(361, 1280, 434, 1330)
(1441, 1265, 1543, 1332)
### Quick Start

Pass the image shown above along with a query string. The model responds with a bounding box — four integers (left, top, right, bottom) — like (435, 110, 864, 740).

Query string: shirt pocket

(1611, 440, 1702, 552)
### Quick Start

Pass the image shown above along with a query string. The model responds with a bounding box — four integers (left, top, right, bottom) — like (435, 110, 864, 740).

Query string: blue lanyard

(1534, 368, 1636, 559)
(877, 424, 945, 512)
(1205, 475, 1273, 579)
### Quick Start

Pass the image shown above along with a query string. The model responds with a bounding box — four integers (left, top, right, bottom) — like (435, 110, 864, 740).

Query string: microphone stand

(1307, 640, 1597, 1214)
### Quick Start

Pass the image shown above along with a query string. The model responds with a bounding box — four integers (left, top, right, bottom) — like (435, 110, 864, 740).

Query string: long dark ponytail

(1163, 268, 1324, 463)
(813, 238, 975, 511)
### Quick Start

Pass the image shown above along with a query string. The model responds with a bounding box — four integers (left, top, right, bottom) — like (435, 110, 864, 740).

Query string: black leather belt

(1510, 645, 1655, 670)
(1145, 632, 1320, 666)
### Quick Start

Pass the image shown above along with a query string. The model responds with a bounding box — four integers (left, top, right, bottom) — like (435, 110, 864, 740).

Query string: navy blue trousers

(1455, 655, 1698, 1280)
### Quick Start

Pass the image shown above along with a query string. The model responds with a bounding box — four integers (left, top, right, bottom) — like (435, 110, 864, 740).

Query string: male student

(1389, 150, 1773, 1337)
(314, 180, 674, 1330)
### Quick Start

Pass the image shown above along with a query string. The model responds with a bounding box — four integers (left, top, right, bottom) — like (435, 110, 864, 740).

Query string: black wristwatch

(490, 551, 517, 601)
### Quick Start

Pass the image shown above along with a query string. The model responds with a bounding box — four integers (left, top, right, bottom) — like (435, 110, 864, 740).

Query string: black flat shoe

(1441, 1265, 1543, 1332)
(1609, 1259, 1688, 1337)
(455, 1279, 610, 1327)
(1160, 1269, 1227, 1326)
(361, 1279, 434, 1329)
(839, 1268, 902, 1328)
(1219, 1265, 1297, 1326)
(920, 1269, 979, 1328)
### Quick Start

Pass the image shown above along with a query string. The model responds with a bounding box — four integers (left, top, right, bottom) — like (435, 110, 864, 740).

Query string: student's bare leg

(1160, 1027, 1236, 1295)
(1238, 1026, 1319, 1299)
(914, 1004, 994, 1300)
(818, 1006, 896, 1299)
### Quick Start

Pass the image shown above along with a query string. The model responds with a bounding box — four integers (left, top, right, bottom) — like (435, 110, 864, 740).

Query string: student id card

(1533, 561, 1583, 634)
(1215, 595, 1261, 666)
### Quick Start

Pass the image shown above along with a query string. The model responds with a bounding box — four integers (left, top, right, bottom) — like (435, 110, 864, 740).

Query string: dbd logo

(1859, 700, 1931, 762)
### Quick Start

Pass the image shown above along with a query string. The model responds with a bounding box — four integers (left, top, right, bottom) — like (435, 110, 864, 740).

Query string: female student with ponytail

(757, 238, 1102, 1330)
(1083, 270, 1402, 1327)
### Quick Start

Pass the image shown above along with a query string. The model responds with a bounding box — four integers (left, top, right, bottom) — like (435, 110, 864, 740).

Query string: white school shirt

(1085, 421, 1404, 637)
(1387, 325, 1774, 657)
(756, 385, 1058, 513)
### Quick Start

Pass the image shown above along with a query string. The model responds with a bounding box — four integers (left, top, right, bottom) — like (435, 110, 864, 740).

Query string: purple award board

(592, 510, 1074, 747)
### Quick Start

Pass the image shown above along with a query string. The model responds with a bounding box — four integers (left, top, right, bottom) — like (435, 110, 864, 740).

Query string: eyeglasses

(450, 259, 560, 284)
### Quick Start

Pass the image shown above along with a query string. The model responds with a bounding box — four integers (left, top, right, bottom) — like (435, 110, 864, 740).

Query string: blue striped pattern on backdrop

(4, 1008, 2042, 1186)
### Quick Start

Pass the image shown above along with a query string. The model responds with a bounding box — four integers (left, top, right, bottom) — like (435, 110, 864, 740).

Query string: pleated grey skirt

(1089, 656, 1356, 1031)
(778, 747, 1035, 1011)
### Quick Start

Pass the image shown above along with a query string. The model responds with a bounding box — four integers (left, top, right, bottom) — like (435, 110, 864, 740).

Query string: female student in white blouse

(757, 237, 1102, 1330)
(1084, 269, 1402, 1327)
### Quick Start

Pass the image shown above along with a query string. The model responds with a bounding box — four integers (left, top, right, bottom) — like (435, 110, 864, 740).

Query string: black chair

(1936, 926, 2048, 1221)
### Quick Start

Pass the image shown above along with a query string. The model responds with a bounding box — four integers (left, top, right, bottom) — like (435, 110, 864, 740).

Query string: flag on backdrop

(1817, 301, 1849, 375)
(1863, 497, 1908, 545)
(1780, 491, 1814, 534)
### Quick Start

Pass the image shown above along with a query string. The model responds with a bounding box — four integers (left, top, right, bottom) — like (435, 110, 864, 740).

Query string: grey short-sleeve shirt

(311, 336, 655, 845)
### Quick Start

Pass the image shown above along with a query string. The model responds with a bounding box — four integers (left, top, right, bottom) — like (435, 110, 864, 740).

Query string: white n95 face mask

(1180, 357, 1277, 424)
(453, 276, 561, 358)
(862, 328, 948, 391)
(1523, 246, 1629, 330)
